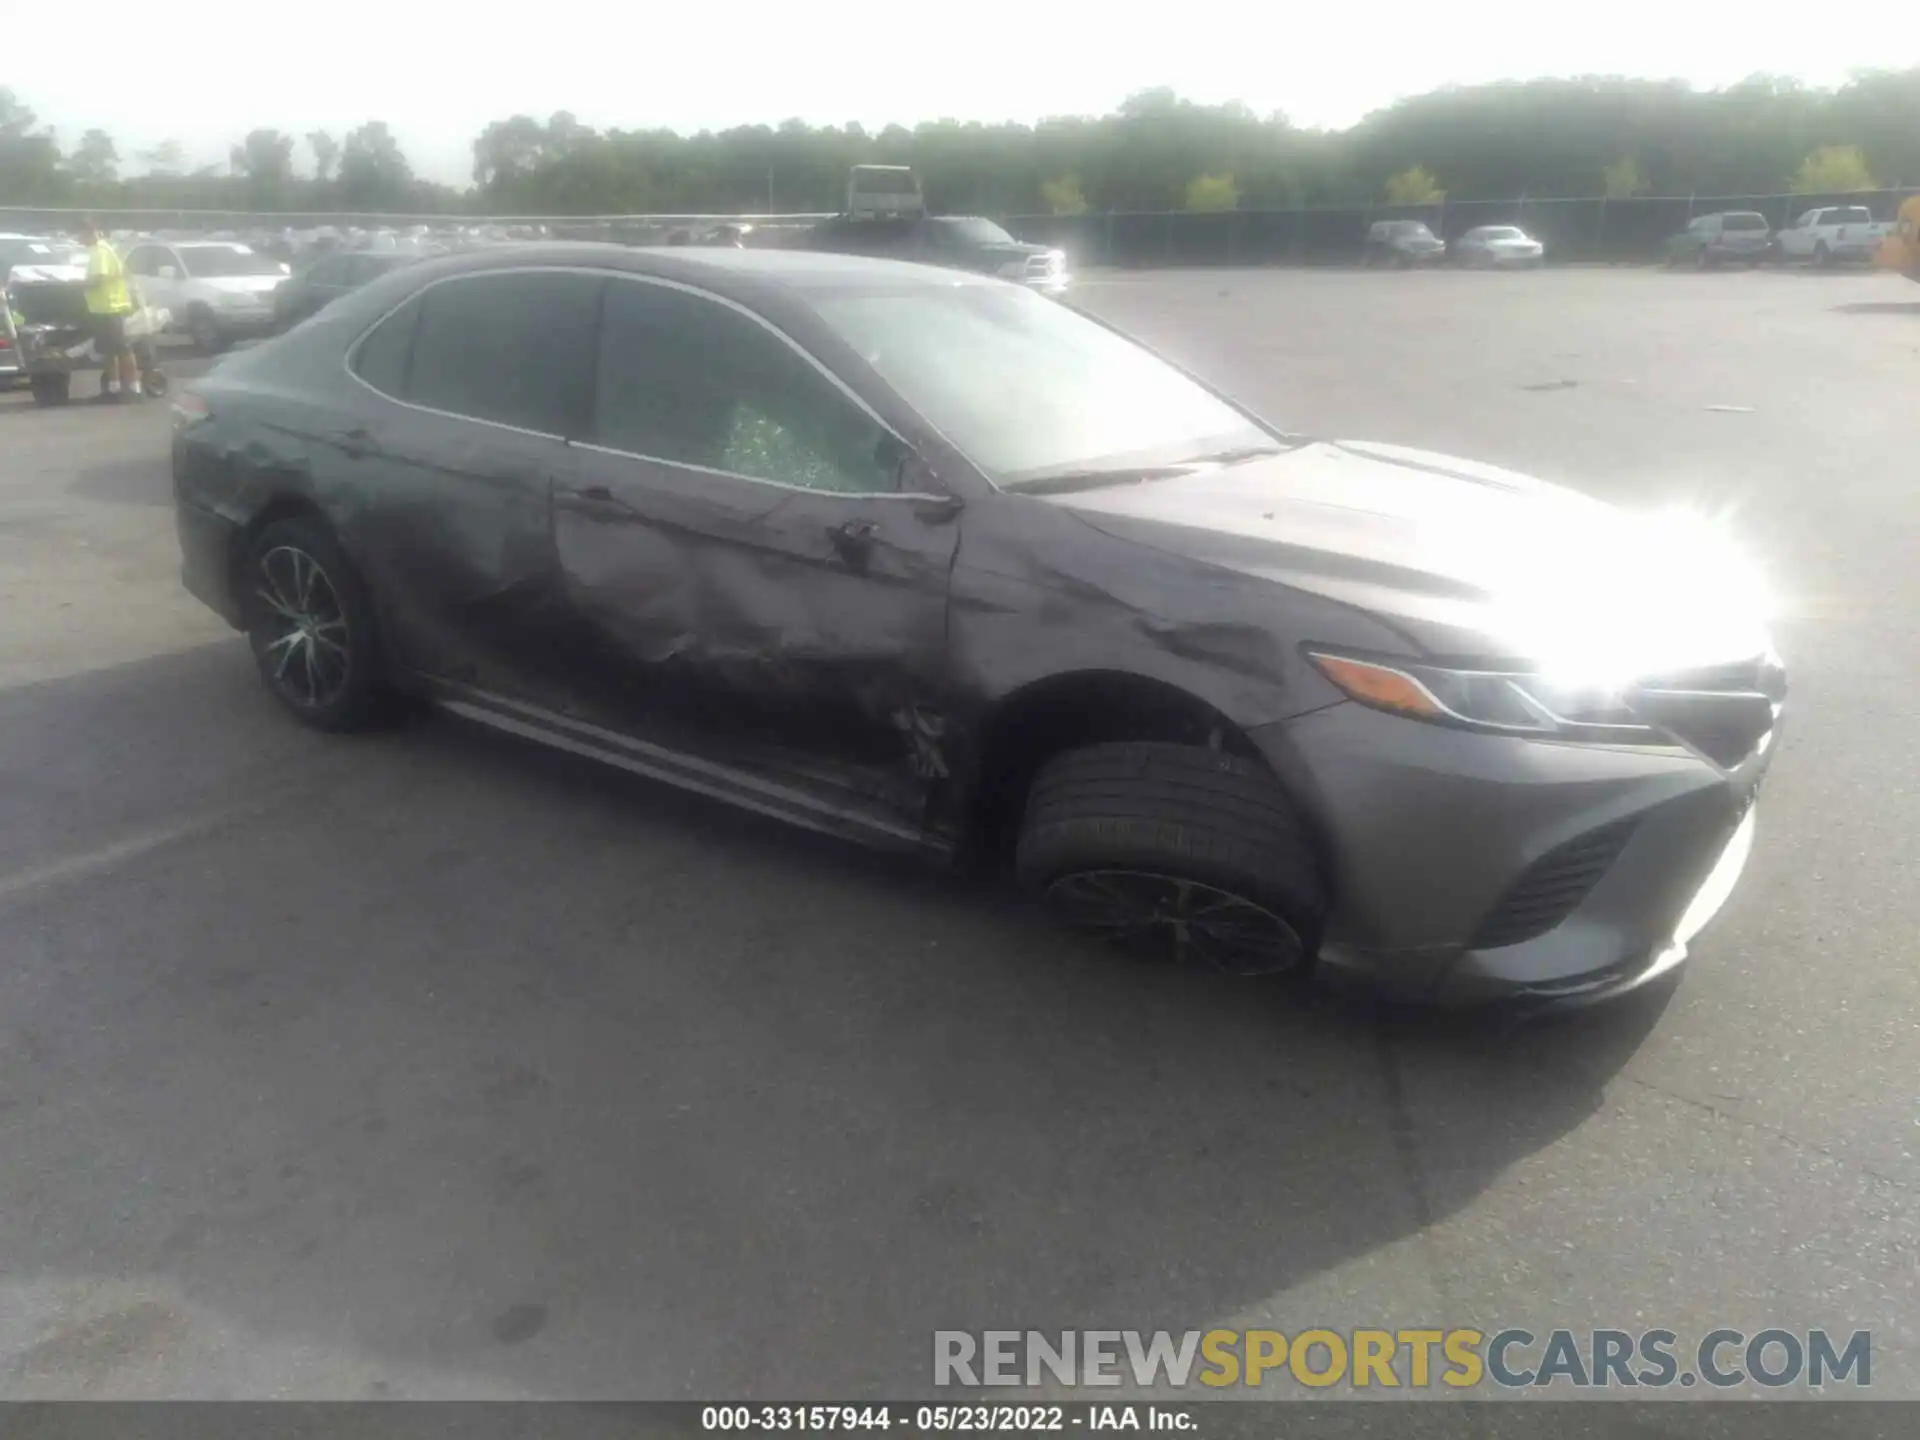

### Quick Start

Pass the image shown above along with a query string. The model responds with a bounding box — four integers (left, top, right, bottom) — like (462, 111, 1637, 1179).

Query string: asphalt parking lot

(1, 267, 1916, 1405)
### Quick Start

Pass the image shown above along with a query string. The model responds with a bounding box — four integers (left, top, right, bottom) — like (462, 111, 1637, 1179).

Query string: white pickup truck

(1773, 205, 1894, 266)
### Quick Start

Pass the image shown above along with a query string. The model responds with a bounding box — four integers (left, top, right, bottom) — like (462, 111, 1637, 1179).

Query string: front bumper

(210, 308, 277, 337)
(1250, 697, 1776, 1006)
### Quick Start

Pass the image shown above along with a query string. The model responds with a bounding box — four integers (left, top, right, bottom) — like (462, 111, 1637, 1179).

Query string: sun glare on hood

(1432, 502, 1776, 687)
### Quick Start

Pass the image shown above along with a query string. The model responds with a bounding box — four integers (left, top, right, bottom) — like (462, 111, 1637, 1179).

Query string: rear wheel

(1015, 742, 1327, 977)
(28, 373, 71, 406)
(240, 516, 392, 731)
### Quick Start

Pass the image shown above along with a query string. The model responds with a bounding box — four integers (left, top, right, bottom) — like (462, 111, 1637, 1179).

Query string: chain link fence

(4, 189, 1909, 267)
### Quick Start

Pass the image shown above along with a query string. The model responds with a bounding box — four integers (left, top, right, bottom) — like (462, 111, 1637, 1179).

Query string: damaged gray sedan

(173, 246, 1783, 1005)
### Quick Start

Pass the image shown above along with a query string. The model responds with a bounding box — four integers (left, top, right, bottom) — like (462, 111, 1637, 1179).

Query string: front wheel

(1015, 742, 1327, 977)
(188, 307, 228, 355)
(240, 516, 393, 731)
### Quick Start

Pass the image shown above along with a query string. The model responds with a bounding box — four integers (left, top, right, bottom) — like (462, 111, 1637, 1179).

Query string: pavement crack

(1618, 1071, 1914, 1193)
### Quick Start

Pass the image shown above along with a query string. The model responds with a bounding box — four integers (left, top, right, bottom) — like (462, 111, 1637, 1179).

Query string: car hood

(7, 262, 87, 283)
(1042, 439, 1772, 675)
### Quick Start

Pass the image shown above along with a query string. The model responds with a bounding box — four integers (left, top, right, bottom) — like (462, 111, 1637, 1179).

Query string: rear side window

(1722, 213, 1767, 232)
(590, 279, 896, 494)
(1830, 206, 1873, 225)
(350, 294, 420, 397)
(406, 271, 602, 435)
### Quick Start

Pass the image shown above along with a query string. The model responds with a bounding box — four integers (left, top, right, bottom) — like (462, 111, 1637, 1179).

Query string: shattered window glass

(719, 406, 887, 493)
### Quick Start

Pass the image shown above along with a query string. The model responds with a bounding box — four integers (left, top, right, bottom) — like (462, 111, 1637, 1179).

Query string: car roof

(397, 241, 1004, 297)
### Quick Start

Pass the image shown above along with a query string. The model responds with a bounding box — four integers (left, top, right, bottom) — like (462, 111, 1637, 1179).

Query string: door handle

(556, 483, 632, 519)
(829, 519, 878, 562)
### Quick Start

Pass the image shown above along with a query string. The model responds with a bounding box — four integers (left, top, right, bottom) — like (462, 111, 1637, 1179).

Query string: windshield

(812, 284, 1274, 488)
(1721, 213, 1768, 232)
(1394, 222, 1436, 238)
(932, 217, 1016, 247)
(180, 246, 284, 278)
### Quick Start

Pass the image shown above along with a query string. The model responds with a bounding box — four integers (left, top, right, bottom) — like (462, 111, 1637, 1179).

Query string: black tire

(142, 367, 170, 398)
(29, 373, 71, 406)
(239, 516, 392, 732)
(187, 306, 228, 355)
(1015, 741, 1327, 976)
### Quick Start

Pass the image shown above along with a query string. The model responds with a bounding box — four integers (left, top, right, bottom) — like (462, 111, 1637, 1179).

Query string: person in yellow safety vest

(80, 217, 141, 401)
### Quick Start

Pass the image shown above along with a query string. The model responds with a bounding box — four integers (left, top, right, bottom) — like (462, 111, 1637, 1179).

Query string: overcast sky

(16, 4, 1913, 187)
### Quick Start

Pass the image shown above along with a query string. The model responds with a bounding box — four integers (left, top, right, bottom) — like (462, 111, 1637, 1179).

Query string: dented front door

(548, 275, 963, 835)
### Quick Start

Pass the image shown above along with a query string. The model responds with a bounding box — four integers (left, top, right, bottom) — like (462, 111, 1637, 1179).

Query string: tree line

(4, 72, 1917, 221)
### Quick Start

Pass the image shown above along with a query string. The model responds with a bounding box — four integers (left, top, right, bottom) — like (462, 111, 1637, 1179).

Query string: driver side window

(591, 278, 899, 495)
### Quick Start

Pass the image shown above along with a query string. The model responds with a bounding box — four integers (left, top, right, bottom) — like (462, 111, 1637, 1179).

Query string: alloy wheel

(253, 545, 351, 709)
(1045, 869, 1304, 976)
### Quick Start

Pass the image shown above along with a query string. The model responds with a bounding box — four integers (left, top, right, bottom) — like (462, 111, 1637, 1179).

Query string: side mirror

(158, 265, 178, 280)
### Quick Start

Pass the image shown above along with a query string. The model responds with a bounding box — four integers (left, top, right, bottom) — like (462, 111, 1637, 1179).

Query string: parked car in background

(1771, 205, 1893, 267)
(810, 213, 1069, 293)
(1, 234, 85, 281)
(2, 243, 90, 391)
(125, 240, 290, 351)
(172, 245, 1782, 1007)
(1362, 220, 1447, 267)
(1665, 212, 1772, 268)
(1451, 225, 1545, 268)
(274, 250, 421, 331)
(805, 163, 1067, 293)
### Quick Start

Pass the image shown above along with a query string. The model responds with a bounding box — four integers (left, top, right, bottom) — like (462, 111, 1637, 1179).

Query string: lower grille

(1473, 819, 1639, 949)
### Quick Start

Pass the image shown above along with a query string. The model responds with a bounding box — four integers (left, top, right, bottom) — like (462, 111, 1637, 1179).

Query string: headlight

(1308, 651, 1653, 739)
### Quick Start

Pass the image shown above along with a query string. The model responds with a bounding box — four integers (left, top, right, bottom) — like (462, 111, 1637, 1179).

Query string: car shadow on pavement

(1831, 299, 1920, 315)
(0, 642, 1670, 1400)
